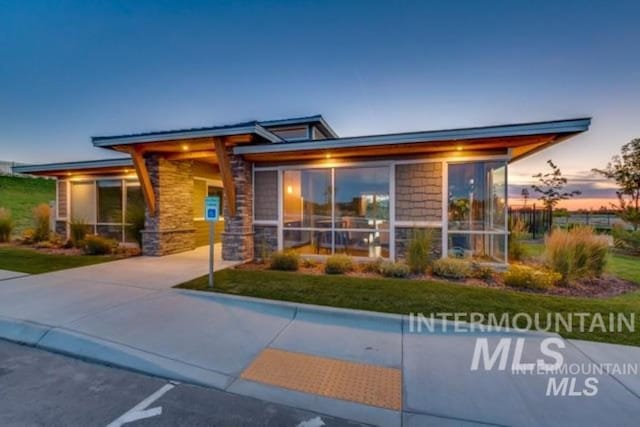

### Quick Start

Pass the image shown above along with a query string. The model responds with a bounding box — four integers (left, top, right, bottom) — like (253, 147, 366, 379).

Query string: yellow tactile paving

(240, 348, 402, 410)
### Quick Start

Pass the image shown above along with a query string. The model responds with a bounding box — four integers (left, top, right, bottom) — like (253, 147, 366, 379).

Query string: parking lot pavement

(0, 340, 366, 427)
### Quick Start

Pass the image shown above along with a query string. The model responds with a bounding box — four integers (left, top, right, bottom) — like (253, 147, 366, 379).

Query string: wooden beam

(164, 150, 217, 161)
(214, 137, 237, 216)
(128, 147, 156, 216)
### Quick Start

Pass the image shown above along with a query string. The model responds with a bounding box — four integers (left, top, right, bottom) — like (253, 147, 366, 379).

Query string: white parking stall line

(106, 383, 175, 427)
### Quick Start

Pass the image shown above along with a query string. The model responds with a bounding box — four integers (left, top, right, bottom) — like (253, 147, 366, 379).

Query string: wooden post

(214, 137, 237, 217)
(128, 147, 156, 216)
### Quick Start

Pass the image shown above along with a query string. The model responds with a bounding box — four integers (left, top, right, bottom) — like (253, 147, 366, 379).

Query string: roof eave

(92, 124, 282, 147)
(12, 158, 134, 175)
(234, 118, 591, 156)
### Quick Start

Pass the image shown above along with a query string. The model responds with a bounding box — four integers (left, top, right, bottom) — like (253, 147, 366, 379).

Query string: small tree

(531, 160, 581, 211)
(593, 138, 640, 230)
(521, 188, 530, 208)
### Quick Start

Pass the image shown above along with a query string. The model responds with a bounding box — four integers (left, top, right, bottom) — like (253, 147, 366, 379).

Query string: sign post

(204, 196, 220, 289)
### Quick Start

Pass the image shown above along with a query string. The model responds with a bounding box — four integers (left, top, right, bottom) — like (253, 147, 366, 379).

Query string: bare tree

(531, 160, 581, 211)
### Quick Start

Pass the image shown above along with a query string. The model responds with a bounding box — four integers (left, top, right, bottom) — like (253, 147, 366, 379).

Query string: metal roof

(92, 122, 282, 146)
(12, 157, 133, 174)
(259, 115, 339, 138)
(234, 118, 591, 155)
(90, 114, 338, 147)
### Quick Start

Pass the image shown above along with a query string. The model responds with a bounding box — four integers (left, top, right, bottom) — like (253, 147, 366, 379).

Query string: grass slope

(0, 175, 55, 234)
(0, 246, 114, 274)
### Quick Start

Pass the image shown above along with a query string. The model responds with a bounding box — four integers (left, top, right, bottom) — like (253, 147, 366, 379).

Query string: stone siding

(221, 150, 254, 261)
(395, 163, 442, 222)
(253, 225, 278, 262)
(55, 220, 67, 237)
(142, 155, 196, 256)
(394, 227, 442, 260)
(254, 170, 278, 221)
(57, 181, 68, 218)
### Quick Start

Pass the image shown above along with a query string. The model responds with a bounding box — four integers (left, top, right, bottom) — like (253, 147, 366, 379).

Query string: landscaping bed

(233, 255, 639, 299)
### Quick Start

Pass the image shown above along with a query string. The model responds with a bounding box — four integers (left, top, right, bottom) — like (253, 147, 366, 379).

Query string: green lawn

(0, 175, 55, 235)
(0, 246, 115, 274)
(177, 253, 640, 347)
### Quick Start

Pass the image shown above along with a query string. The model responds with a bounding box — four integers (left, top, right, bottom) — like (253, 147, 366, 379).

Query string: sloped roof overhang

(91, 122, 282, 147)
(234, 118, 591, 162)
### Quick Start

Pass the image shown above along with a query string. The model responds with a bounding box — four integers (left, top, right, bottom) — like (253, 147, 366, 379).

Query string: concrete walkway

(0, 269, 28, 281)
(36, 244, 238, 290)
(0, 256, 639, 426)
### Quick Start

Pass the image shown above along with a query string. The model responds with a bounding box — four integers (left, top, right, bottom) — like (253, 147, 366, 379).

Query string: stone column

(141, 155, 196, 256)
(222, 151, 254, 261)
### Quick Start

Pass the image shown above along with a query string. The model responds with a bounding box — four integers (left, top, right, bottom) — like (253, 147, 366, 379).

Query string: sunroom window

(282, 166, 390, 258)
(447, 161, 507, 263)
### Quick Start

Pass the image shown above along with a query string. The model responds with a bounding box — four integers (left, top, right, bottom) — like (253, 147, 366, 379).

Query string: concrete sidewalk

(0, 261, 639, 426)
(33, 244, 238, 290)
(0, 269, 28, 281)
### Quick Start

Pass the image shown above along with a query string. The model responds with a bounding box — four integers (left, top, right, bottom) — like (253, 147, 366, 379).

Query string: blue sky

(1, 0, 639, 207)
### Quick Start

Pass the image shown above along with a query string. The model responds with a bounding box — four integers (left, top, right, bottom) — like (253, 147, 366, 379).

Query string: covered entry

(91, 121, 282, 260)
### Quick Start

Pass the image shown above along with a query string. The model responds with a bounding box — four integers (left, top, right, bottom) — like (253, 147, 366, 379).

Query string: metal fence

(509, 204, 628, 238)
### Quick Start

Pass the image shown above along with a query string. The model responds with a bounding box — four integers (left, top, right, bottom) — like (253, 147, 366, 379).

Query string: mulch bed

(544, 275, 637, 298)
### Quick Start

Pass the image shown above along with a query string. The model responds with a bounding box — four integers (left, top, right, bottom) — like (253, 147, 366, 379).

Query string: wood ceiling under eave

(240, 134, 559, 163)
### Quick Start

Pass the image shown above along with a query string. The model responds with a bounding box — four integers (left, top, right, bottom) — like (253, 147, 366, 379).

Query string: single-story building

(15, 115, 590, 264)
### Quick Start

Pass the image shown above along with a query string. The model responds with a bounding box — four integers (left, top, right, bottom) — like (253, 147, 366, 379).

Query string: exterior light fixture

(287, 185, 293, 194)
(457, 146, 463, 151)
(181, 144, 190, 151)
(325, 153, 331, 159)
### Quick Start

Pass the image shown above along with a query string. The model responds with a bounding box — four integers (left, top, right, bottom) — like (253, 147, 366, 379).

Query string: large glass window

(284, 169, 332, 229)
(97, 180, 123, 223)
(334, 167, 389, 257)
(282, 166, 390, 258)
(69, 179, 146, 244)
(70, 182, 96, 223)
(447, 161, 507, 262)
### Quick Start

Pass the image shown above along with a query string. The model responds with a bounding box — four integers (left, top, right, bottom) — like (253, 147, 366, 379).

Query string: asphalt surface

(0, 340, 366, 427)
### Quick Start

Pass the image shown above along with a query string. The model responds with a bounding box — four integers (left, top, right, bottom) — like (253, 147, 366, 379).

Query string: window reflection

(448, 161, 507, 263)
(283, 169, 332, 229)
(282, 166, 390, 257)
(448, 162, 506, 231)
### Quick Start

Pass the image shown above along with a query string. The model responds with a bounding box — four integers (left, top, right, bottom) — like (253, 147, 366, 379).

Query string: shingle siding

(395, 162, 442, 222)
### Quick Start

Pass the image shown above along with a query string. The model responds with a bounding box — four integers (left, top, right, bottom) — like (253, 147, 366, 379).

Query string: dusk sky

(1, 0, 639, 209)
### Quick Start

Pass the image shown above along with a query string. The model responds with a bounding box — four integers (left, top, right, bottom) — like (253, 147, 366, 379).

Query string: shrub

(21, 228, 36, 244)
(508, 218, 528, 261)
(0, 208, 13, 242)
(470, 262, 494, 281)
(361, 257, 384, 274)
(504, 265, 561, 290)
(69, 218, 90, 248)
(126, 206, 146, 248)
(612, 225, 640, 255)
(544, 227, 608, 283)
(269, 250, 300, 271)
(32, 203, 50, 242)
(379, 261, 411, 278)
(83, 234, 117, 255)
(301, 258, 319, 269)
(407, 228, 434, 274)
(324, 254, 354, 274)
(432, 258, 472, 279)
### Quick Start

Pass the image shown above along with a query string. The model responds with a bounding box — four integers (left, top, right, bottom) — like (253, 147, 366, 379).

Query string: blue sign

(204, 196, 220, 222)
